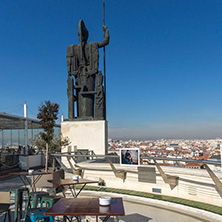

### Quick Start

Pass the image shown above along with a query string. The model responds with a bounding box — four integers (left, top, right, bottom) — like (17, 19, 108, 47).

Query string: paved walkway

(79, 192, 214, 222)
(118, 201, 207, 222)
(0, 176, 220, 222)
(0, 176, 26, 191)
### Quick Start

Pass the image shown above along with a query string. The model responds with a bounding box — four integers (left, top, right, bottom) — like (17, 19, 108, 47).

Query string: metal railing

(53, 152, 221, 165)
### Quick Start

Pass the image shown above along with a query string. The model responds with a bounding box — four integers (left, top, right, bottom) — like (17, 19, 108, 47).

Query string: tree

(31, 133, 70, 153)
(31, 133, 70, 165)
(37, 101, 59, 172)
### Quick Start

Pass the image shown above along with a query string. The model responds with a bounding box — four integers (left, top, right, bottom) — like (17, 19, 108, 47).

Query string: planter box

(19, 154, 44, 171)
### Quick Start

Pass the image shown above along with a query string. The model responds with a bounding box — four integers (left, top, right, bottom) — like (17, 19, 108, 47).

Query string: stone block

(61, 120, 108, 155)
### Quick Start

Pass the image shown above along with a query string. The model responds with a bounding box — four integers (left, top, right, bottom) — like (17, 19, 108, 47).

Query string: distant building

(185, 162, 204, 169)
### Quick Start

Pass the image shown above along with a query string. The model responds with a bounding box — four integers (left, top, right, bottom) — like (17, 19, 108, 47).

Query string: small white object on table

(28, 169, 34, 175)
(99, 196, 111, 206)
(72, 175, 79, 181)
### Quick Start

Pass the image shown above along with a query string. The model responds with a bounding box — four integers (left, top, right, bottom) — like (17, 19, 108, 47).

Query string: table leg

(102, 216, 110, 222)
(75, 216, 82, 222)
(64, 216, 81, 222)
(31, 174, 43, 192)
(64, 216, 69, 222)
(75, 184, 86, 197)
(61, 185, 66, 197)
(18, 175, 29, 188)
(69, 185, 76, 197)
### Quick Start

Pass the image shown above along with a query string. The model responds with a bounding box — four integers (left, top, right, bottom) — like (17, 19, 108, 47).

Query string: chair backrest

(33, 169, 65, 188)
(0, 192, 10, 204)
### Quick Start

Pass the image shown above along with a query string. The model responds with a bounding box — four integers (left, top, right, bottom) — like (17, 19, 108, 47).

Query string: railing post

(204, 164, 222, 198)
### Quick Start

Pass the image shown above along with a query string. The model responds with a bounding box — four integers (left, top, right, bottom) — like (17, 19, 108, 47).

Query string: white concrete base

(61, 120, 108, 155)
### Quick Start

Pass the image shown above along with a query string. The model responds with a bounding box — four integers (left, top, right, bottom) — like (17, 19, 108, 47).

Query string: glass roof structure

(0, 112, 60, 130)
(0, 112, 61, 148)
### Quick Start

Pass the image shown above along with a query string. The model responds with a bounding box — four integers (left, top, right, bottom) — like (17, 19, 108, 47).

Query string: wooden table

(9, 171, 50, 192)
(44, 197, 125, 222)
(49, 178, 98, 197)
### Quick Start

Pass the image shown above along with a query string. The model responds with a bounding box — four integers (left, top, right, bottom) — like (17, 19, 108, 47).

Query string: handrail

(53, 153, 119, 158)
(53, 152, 221, 197)
(52, 153, 221, 165)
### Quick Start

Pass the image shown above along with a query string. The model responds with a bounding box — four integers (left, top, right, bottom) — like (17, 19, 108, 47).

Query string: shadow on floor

(100, 213, 152, 222)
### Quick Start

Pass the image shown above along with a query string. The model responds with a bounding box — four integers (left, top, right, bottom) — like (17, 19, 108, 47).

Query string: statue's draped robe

(67, 42, 99, 118)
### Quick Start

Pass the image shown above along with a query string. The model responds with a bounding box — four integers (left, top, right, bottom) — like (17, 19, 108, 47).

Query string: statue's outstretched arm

(98, 25, 110, 48)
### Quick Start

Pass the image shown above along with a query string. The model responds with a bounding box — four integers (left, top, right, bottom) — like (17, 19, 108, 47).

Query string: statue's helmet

(78, 20, 89, 42)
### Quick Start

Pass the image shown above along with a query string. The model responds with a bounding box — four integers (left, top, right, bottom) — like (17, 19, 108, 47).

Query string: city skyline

(1, 1, 222, 140)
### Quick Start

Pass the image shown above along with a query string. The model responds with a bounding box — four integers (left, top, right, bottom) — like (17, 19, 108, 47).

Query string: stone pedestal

(61, 120, 108, 155)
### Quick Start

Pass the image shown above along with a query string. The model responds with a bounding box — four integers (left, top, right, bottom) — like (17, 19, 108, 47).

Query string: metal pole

(103, 0, 106, 120)
(31, 122, 33, 140)
(220, 144, 222, 171)
(24, 102, 28, 155)
(2, 130, 4, 148)
(45, 143, 48, 172)
(1, 130, 3, 148)
(10, 129, 12, 148)
(18, 129, 20, 146)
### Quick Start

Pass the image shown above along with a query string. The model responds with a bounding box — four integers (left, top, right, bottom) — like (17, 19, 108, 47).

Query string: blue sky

(1, 0, 222, 140)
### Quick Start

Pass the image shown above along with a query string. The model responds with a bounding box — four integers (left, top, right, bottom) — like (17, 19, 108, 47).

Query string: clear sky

(1, 0, 222, 140)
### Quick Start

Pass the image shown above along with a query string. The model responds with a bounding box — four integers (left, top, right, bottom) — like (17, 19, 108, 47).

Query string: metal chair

(40, 196, 61, 208)
(28, 208, 53, 222)
(9, 187, 29, 222)
(24, 192, 49, 222)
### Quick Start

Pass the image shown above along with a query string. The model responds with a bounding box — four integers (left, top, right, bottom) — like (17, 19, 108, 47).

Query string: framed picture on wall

(120, 148, 140, 166)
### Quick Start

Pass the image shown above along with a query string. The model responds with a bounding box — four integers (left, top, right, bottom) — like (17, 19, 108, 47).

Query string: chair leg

(32, 196, 39, 208)
(115, 216, 120, 222)
(3, 212, 7, 222)
(19, 191, 23, 217)
(20, 190, 29, 221)
(40, 200, 44, 208)
(8, 209, 12, 222)
(24, 195, 31, 222)
(14, 193, 19, 222)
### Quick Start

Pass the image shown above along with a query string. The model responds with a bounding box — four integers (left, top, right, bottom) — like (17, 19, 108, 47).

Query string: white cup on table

(28, 169, 34, 175)
(72, 175, 79, 181)
(99, 196, 111, 206)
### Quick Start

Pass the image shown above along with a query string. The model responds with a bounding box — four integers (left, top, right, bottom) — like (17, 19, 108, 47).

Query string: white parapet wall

(61, 120, 108, 156)
(65, 162, 222, 207)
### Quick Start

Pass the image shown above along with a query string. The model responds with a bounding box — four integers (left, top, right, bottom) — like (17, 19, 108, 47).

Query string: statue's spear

(103, 0, 107, 120)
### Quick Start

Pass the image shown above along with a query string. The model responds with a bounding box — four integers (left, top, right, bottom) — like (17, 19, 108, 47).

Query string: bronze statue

(66, 20, 109, 120)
